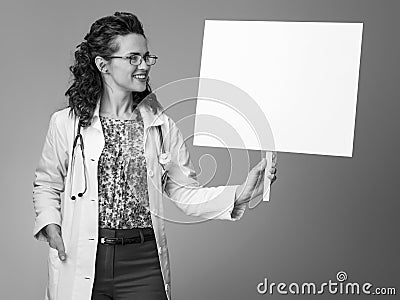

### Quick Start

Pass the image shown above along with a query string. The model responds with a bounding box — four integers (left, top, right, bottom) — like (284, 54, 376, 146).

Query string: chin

(131, 85, 146, 93)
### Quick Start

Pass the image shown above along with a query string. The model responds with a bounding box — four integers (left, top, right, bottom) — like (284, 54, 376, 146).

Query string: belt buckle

(100, 237, 118, 245)
(100, 237, 107, 244)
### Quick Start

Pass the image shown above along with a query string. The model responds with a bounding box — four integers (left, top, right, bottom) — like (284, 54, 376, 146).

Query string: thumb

(255, 158, 267, 173)
(55, 236, 66, 261)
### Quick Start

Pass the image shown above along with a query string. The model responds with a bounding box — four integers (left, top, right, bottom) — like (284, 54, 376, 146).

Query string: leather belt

(99, 234, 155, 245)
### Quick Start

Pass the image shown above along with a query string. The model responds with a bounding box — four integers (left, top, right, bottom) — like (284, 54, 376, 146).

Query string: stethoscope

(70, 121, 88, 200)
(69, 120, 168, 200)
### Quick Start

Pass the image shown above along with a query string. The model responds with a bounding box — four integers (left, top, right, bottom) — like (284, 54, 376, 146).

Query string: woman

(32, 12, 277, 300)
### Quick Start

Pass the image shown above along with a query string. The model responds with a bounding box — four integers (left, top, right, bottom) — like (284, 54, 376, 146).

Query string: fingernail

(60, 255, 65, 260)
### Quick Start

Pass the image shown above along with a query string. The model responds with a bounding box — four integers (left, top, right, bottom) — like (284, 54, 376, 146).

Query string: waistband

(98, 227, 155, 238)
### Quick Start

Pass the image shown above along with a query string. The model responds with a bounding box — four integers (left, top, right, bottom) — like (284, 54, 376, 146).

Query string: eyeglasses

(107, 54, 158, 66)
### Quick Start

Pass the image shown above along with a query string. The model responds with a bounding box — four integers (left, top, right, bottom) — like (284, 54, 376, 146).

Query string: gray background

(0, 0, 399, 299)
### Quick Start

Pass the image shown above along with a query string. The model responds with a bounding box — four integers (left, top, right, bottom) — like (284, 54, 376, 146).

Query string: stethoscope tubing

(70, 121, 166, 200)
(70, 121, 88, 200)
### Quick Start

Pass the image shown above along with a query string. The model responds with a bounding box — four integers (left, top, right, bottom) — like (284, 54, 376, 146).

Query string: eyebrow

(125, 51, 150, 56)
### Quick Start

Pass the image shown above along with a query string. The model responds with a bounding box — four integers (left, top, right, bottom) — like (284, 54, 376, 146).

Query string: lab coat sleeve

(164, 118, 247, 221)
(32, 112, 68, 242)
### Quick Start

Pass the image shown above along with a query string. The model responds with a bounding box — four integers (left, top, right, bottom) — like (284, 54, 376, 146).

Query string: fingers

(272, 151, 278, 162)
(267, 164, 277, 183)
(49, 232, 66, 261)
(253, 159, 278, 183)
(258, 157, 267, 168)
(56, 237, 67, 261)
(256, 158, 268, 173)
(257, 154, 278, 172)
(267, 174, 277, 183)
(251, 156, 278, 184)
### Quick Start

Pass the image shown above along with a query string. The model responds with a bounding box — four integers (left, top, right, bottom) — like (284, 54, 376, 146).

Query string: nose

(138, 56, 150, 70)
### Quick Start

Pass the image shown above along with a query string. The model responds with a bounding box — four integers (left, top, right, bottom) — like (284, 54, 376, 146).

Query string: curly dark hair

(65, 11, 163, 127)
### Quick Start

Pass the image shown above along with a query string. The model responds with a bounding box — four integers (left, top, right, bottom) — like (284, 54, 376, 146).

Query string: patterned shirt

(97, 113, 153, 229)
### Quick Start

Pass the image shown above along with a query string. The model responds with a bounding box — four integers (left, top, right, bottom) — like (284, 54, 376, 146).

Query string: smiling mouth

(132, 74, 147, 80)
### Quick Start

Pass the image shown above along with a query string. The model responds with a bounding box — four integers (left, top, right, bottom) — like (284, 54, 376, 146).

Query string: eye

(129, 55, 140, 63)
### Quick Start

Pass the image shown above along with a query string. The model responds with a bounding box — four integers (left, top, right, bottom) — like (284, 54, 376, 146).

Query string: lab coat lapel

(138, 103, 165, 154)
(83, 100, 104, 162)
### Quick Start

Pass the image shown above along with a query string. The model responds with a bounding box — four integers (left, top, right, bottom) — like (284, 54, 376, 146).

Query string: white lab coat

(32, 100, 247, 300)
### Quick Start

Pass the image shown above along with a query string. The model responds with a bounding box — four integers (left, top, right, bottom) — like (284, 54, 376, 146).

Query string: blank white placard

(194, 20, 363, 157)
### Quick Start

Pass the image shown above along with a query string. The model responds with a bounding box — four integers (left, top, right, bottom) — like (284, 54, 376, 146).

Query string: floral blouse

(97, 113, 153, 229)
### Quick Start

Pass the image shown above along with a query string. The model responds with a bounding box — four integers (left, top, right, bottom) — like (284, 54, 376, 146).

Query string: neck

(100, 89, 138, 119)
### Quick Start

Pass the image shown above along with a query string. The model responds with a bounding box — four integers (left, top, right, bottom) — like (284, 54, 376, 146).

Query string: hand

(234, 152, 277, 205)
(44, 224, 67, 261)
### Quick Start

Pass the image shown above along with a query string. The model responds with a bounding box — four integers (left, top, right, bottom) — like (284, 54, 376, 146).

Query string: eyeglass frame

(106, 53, 158, 66)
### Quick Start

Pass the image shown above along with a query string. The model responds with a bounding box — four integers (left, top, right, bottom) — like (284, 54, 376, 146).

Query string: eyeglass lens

(131, 55, 157, 66)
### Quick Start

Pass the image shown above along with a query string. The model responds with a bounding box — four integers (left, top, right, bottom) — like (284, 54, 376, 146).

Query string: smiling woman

(96, 34, 154, 96)
(65, 12, 162, 126)
(32, 11, 276, 300)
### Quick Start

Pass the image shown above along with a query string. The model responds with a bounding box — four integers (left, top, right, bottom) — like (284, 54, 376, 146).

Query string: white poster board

(194, 20, 363, 200)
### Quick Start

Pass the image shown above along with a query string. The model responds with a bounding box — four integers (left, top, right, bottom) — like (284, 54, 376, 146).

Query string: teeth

(133, 74, 146, 79)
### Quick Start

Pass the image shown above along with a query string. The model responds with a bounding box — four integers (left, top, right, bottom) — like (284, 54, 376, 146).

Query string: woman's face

(105, 33, 151, 93)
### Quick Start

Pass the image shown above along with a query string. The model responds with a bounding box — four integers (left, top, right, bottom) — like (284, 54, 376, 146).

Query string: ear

(95, 56, 109, 74)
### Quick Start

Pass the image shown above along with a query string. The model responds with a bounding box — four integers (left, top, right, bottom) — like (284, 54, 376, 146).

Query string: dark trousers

(91, 227, 168, 300)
